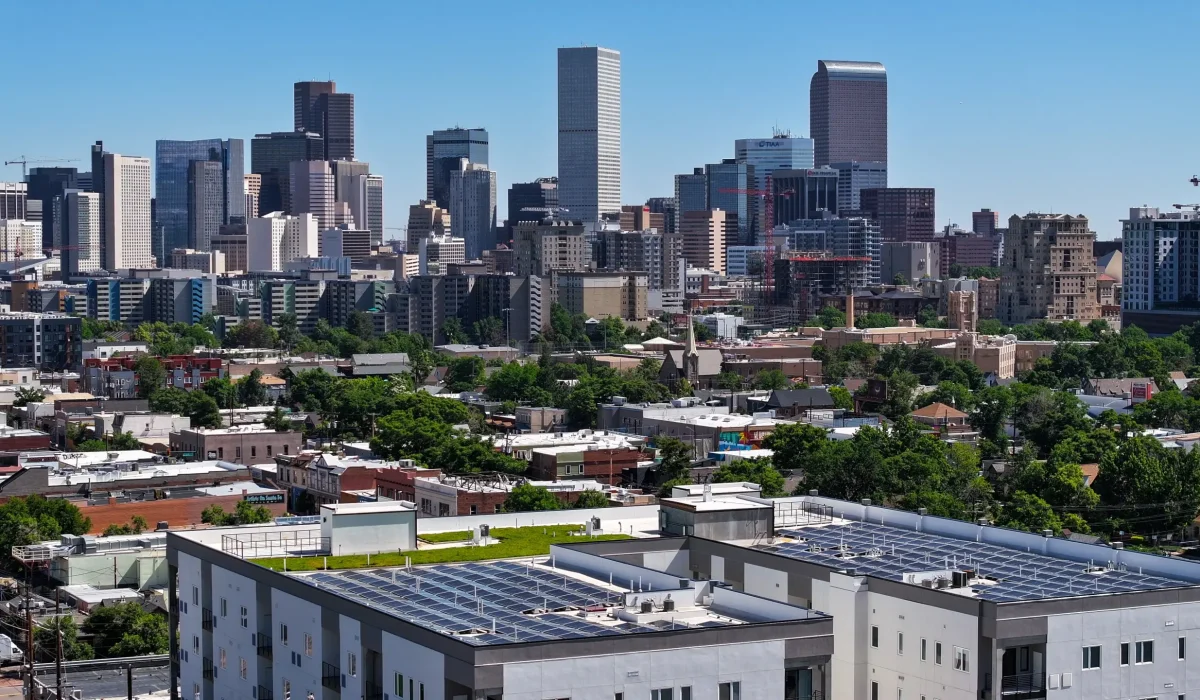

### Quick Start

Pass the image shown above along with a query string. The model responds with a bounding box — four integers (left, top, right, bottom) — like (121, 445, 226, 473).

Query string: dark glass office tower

(250, 132, 324, 215)
(295, 81, 335, 132)
(773, 168, 840, 225)
(426, 128, 489, 208)
(810, 60, 887, 167)
(154, 139, 245, 258)
(294, 81, 354, 161)
(674, 168, 707, 221)
(706, 160, 756, 246)
(26, 167, 78, 249)
(90, 141, 109, 266)
(188, 160, 224, 251)
(506, 178, 558, 240)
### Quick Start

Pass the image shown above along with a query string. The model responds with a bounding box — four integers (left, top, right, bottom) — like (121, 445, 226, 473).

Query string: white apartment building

(558, 46, 621, 222)
(289, 160, 335, 230)
(104, 153, 154, 269)
(419, 233, 466, 275)
(1122, 206, 1200, 313)
(0, 219, 41, 262)
(247, 212, 318, 271)
(64, 191, 102, 275)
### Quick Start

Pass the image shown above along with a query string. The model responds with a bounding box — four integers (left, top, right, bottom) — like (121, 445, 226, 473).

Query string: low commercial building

(491, 429, 645, 462)
(514, 406, 566, 433)
(276, 451, 407, 510)
(170, 424, 302, 465)
(0, 452, 254, 499)
(528, 445, 647, 485)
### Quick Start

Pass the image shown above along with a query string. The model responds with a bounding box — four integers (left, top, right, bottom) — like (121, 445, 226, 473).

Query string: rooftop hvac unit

(640, 600, 654, 614)
(612, 396, 626, 406)
(662, 599, 675, 612)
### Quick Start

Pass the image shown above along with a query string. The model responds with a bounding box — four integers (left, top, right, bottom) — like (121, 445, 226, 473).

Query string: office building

(680, 209, 727, 274)
(169, 249, 226, 274)
(972, 208, 998, 236)
(723, 245, 772, 277)
(330, 160, 370, 220)
(186, 160, 224, 252)
(419, 234, 466, 275)
(618, 205, 664, 233)
(645, 196, 677, 234)
(881, 241, 940, 284)
(250, 131, 324, 214)
(460, 275, 544, 343)
(0, 220, 40, 263)
(63, 191, 103, 276)
(513, 220, 588, 277)
(319, 227, 373, 263)
(506, 178, 558, 239)
(247, 212, 318, 271)
(772, 168, 840, 226)
(26, 167, 78, 249)
(1121, 207, 1200, 332)
(830, 161, 887, 213)
(1000, 213, 1099, 323)
(364, 175, 384, 245)
(244, 174, 261, 219)
(779, 215, 882, 283)
(674, 168, 708, 222)
(289, 160, 335, 229)
(0, 182, 26, 221)
(448, 159, 498, 259)
(810, 60, 888, 166)
(705, 160, 755, 246)
(736, 134, 815, 235)
(558, 46, 621, 222)
(154, 139, 245, 259)
(860, 188, 936, 243)
(211, 226, 248, 274)
(103, 154, 154, 269)
(295, 81, 354, 161)
(554, 271, 647, 321)
(406, 200, 451, 254)
(426, 128, 489, 208)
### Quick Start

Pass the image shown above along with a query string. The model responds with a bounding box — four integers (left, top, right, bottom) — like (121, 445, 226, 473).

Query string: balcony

(202, 657, 213, 681)
(201, 608, 213, 632)
(364, 681, 383, 700)
(321, 661, 341, 692)
(257, 686, 274, 700)
(256, 637, 273, 661)
(1000, 672, 1046, 699)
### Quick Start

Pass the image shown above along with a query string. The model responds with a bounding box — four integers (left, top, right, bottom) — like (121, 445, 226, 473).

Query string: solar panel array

(300, 561, 730, 645)
(760, 522, 1195, 602)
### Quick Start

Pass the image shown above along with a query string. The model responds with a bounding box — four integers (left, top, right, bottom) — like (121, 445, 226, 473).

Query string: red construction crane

(718, 176, 793, 301)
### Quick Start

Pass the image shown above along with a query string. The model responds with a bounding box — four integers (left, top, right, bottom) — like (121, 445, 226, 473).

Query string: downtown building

(26, 167, 78, 249)
(250, 131, 324, 215)
(735, 134, 815, 241)
(830, 161, 887, 213)
(448, 159, 498, 259)
(599, 228, 684, 312)
(680, 209, 728, 275)
(513, 220, 589, 277)
(777, 215, 882, 284)
(427, 128, 489, 209)
(1121, 206, 1200, 334)
(103, 153, 155, 269)
(247, 212, 318, 271)
(999, 213, 1099, 323)
(406, 200, 452, 254)
(294, 80, 355, 161)
(155, 138, 245, 259)
(558, 46, 621, 222)
(61, 191, 103, 276)
(810, 60, 888, 167)
(860, 188, 936, 243)
(706, 160, 756, 246)
(505, 178, 558, 240)
(772, 169, 840, 226)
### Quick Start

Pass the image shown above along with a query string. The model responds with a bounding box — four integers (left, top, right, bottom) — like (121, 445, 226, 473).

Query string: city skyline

(4, 2, 1200, 238)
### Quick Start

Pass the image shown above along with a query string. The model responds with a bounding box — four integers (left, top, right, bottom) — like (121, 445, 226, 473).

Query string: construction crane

(3, 156, 80, 181)
(718, 176, 793, 303)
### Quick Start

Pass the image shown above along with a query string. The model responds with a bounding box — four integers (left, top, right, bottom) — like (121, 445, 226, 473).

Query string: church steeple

(683, 319, 700, 382)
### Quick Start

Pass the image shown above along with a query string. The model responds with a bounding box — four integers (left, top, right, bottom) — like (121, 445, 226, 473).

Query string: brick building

(170, 424, 302, 465)
(528, 446, 646, 485)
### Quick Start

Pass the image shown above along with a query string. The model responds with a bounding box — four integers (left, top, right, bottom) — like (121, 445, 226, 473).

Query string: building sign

(244, 493, 284, 505)
(1131, 381, 1153, 404)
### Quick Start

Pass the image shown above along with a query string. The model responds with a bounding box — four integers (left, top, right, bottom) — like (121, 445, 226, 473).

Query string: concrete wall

(272, 587, 323, 700)
(320, 507, 416, 556)
(382, 629, 444, 700)
(211, 565, 259, 700)
(416, 504, 661, 536)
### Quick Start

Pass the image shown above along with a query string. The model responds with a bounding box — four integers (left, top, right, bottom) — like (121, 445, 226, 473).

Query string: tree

(692, 322, 715, 342)
(573, 490, 611, 509)
(102, 515, 147, 536)
(202, 377, 238, 409)
(856, 312, 897, 329)
(892, 273, 908, 285)
(263, 406, 292, 432)
(187, 391, 223, 429)
(202, 501, 273, 526)
(997, 492, 1062, 533)
(445, 357, 485, 392)
(0, 496, 91, 563)
(106, 431, 142, 450)
(346, 311, 376, 341)
(471, 317, 506, 347)
(1093, 435, 1200, 532)
(503, 483, 561, 513)
(76, 439, 110, 452)
(133, 356, 167, 399)
(814, 305, 847, 330)
(13, 386, 45, 407)
(224, 320, 279, 349)
(977, 319, 1007, 336)
(751, 369, 790, 391)
(716, 372, 744, 392)
(829, 386, 854, 411)
(916, 305, 945, 328)
(237, 369, 269, 407)
(713, 457, 786, 497)
(276, 313, 302, 352)
(441, 318, 469, 344)
(655, 436, 694, 489)
(83, 602, 169, 658)
(35, 616, 92, 662)
(917, 381, 975, 412)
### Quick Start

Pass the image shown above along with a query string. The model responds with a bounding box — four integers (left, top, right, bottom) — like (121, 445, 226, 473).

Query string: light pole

(502, 307, 512, 362)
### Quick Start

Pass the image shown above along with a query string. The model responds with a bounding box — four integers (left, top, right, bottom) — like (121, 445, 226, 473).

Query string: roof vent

(861, 498, 872, 506)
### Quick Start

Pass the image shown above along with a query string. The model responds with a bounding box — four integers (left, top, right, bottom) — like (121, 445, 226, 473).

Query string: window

(280, 623, 288, 645)
(420, 683, 425, 700)
(954, 647, 970, 672)
(871, 625, 879, 647)
(410, 679, 414, 699)
(718, 682, 741, 700)
(652, 690, 673, 700)
(192, 587, 199, 605)
(871, 682, 879, 700)
(240, 606, 248, 629)
(304, 633, 313, 657)
(1083, 645, 1101, 670)
(470, 505, 478, 515)
(935, 642, 943, 665)
(192, 636, 199, 653)
(1136, 640, 1154, 664)
(283, 680, 290, 697)
(218, 447, 223, 459)
(615, 695, 624, 700)
(898, 690, 903, 700)
(348, 652, 357, 677)
(921, 638, 927, 661)
(240, 657, 247, 680)
(681, 688, 692, 700)
(1121, 642, 1130, 665)
(1181, 636, 1187, 660)
(267, 445, 273, 456)
(220, 598, 227, 617)
(898, 632, 904, 655)
(395, 673, 404, 696)
(219, 647, 226, 669)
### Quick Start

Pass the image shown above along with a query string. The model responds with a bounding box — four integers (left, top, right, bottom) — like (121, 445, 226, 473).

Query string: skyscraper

(448, 159, 498, 259)
(645, 197, 677, 235)
(406, 200, 451, 254)
(972, 208, 999, 236)
(364, 175, 384, 246)
(557, 46, 621, 222)
(1000, 213, 1099, 323)
(244, 174, 261, 219)
(772, 168, 841, 225)
(860, 188, 935, 243)
(63, 191, 102, 276)
(294, 81, 354, 160)
(289, 161, 335, 230)
(705, 160, 755, 246)
(0, 183, 26, 220)
(187, 160, 224, 251)
(248, 212, 318, 271)
(103, 153, 154, 269)
(810, 60, 888, 167)
(680, 209, 727, 274)
(830, 161, 888, 213)
(155, 138, 245, 258)
(674, 169, 707, 221)
(506, 178, 558, 239)
(250, 131, 324, 214)
(26, 167, 78, 249)
(426, 128, 489, 208)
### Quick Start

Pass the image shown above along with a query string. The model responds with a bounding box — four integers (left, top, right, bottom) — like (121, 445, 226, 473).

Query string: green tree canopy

(712, 457, 785, 498)
(133, 356, 166, 399)
(572, 490, 611, 509)
(83, 602, 169, 658)
(503, 483, 561, 513)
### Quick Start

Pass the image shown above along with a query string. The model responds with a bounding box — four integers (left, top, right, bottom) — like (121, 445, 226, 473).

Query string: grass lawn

(255, 524, 631, 572)
(418, 530, 473, 543)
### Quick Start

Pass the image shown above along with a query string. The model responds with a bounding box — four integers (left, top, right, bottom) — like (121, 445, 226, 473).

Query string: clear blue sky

(5, 1, 1199, 239)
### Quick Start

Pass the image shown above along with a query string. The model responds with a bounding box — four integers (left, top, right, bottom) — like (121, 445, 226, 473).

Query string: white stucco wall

(272, 588, 323, 700)
(177, 551, 203, 700)
(864, 590, 979, 700)
(382, 630, 444, 700)
(210, 566, 258, 699)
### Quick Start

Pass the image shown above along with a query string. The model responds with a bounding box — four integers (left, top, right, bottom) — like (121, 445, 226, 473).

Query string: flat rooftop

(295, 560, 748, 646)
(761, 519, 1198, 602)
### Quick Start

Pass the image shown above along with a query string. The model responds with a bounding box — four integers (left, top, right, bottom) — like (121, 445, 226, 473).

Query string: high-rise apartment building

(289, 161, 335, 230)
(154, 139, 245, 259)
(406, 200, 451, 254)
(599, 228, 684, 312)
(103, 154, 154, 269)
(860, 188, 936, 243)
(558, 46, 621, 222)
(830, 161, 887, 213)
(186, 160, 224, 252)
(778, 215, 882, 283)
(554, 271, 648, 322)
(0, 183, 26, 221)
(773, 169, 840, 226)
(513, 220, 588, 277)
(1122, 207, 1200, 314)
(680, 209, 727, 274)
(418, 234, 466, 275)
(250, 131, 324, 214)
(506, 178, 558, 238)
(674, 169, 708, 222)
(244, 174, 261, 219)
(460, 275, 544, 343)
(618, 205, 664, 233)
(448, 160, 498, 259)
(294, 81, 354, 160)
(999, 213, 1099, 323)
(426, 128, 489, 208)
(0, 221, 40, 263)
(63, 191, 102, 276)
(810, 60, 887, 167)
(972, 208, 999, 236)
(706, 161, 755, 246)
(247, 212, 317, 271)
(26, 167, 78, 249)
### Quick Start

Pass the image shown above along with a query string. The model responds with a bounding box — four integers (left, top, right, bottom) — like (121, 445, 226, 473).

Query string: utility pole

(55, 589, 63, 700)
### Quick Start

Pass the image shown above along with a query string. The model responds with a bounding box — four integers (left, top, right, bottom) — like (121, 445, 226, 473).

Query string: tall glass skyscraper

(706, 160, 755, 246)
(557, 46, 621, 223)
(426, 128, 489, 209)
(155, 139, 244, 259)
